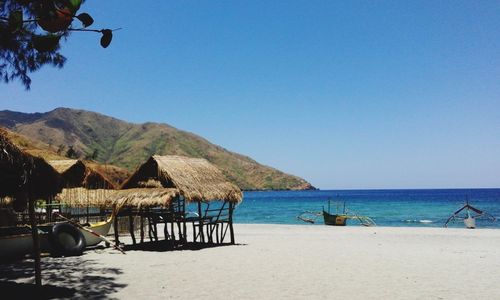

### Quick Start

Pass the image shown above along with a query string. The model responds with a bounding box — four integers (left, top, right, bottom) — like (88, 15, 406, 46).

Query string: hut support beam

(198, 201, 205, 243)
(229, 201, 235, 244)
(28, 197, 42, 287)
(113, 212, 120, 246)
(182, 219, 187, 243)
(128, 210, 136, 245)
(163, 213, 170, 241)
(140, 209, 144, 243)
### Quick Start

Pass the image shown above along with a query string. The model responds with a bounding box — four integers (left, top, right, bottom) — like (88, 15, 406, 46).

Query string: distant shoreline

(243, 187, 500, 192)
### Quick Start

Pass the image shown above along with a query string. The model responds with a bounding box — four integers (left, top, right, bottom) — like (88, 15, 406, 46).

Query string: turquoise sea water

(233, 189, 500, 228)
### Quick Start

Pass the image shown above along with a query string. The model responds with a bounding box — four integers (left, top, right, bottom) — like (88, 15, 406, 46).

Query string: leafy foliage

(0, 0, 114, 89)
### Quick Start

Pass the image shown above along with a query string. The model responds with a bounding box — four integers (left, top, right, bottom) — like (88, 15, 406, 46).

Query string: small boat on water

(0, 215, 113, 258)
(298, 201, 376, 227)
(444, 202, 496, 229)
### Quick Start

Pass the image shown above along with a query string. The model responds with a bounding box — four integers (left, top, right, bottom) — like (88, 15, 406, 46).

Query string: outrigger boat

(0, 213, 114, 258)
(444, 202, 496, 229)
(298, 200, 376, 227)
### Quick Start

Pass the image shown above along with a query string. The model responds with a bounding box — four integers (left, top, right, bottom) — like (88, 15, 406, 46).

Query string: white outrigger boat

(444, 202, 496, 229)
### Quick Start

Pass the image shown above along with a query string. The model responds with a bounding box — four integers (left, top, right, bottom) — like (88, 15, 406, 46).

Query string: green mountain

(0, 108, 314, 190)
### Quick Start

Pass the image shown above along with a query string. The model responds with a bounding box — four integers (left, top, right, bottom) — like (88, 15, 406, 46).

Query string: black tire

(49, 223, 86, 256)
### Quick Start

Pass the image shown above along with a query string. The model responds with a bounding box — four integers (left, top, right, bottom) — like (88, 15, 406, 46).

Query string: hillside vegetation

(0, 108, 314, 190)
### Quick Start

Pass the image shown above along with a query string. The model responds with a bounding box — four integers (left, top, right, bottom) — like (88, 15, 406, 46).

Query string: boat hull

(82, 218, 113, 246)
(0, 227, 50, 258)
(0, 217, 112, 258)
(323, 211, 348, 226)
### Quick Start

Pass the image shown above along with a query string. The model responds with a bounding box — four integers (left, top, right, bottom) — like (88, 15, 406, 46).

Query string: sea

(232, 189, 500, 228)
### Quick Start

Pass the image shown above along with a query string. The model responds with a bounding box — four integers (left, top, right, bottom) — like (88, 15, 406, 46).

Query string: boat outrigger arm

(444, 203, 496, 228)
(297, 211, 322, 224)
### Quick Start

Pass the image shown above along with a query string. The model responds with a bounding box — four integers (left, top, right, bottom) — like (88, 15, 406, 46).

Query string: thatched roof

(57, 187, 179, 209)
(0, 129, 62, 200)
(47, 159, 116, 189)
(122, 155, 243, 203)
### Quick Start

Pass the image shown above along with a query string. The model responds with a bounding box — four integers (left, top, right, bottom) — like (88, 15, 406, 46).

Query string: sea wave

(403, 219, 433, 223)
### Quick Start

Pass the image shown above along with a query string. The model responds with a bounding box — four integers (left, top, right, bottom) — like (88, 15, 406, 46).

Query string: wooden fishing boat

(81, 216, 113, 246)
(444, 202, 496, 229)
(298, 201, 376, 227)
(0, 226, 50, 258)
(0, 215, 113, 258)
(322, 210, 348, 226)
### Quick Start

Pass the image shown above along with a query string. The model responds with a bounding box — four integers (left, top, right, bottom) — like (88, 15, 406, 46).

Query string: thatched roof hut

(56, 187, 179, 209)
(48, 159, 116, 189)
(0, 129, 62, 200)
(122, 155, 243, 203)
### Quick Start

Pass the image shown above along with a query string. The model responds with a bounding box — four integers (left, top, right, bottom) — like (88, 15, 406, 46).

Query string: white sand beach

(2, 224, 500, 299)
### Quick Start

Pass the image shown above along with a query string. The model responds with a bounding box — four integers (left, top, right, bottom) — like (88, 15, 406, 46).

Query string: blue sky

(2, 1, 499, 189)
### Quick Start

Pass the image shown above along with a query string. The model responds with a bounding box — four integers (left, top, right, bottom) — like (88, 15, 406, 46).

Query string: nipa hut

(0, 129, 62, 286)
(48, 159, 116, 189)
(0, 130, 62, 203)
(57, 187, 179, 209)
(121, 155, 243, 245)
(48, 159, 118, 224)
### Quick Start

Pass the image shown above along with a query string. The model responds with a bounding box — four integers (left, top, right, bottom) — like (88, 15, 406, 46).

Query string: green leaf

(8, 10, 23, 33)
(100, 29, 113, 48)
(65, 0, 83, 13)
(76, 13, 94, 28)
(32, 34, 62, 52)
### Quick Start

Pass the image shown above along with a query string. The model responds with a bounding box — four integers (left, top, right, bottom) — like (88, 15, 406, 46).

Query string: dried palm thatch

(0, 129, 62, 201)
(48, 159, 116, 189)
(86, 161, 131, 187)
(57, 187, 179, 209)
(122, 155, 243, 203)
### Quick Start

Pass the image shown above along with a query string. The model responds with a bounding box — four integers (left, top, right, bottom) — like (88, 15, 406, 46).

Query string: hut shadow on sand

(123, 239, 247, 252)
(0, 255, 126, 299)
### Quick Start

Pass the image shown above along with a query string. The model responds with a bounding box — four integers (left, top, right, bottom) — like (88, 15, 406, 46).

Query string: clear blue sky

(2, 1, 500, 189)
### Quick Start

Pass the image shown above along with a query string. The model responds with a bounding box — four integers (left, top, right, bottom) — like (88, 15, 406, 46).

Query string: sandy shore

(2, 224, 500, 299)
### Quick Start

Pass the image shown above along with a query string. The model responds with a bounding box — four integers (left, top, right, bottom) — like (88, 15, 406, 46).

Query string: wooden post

(113, 212, 120, 246)
(28, 197, 42, 286)
(146, 208, 153, 242)
(47, 196, 52, 223)
(151, 214, 158, 241)
(229, 201, 235, 244)
(166, 210, 170, 241)
(192, 220, 196, 242)
(181, 198, 187, 243)
(182, 217, 187, 243)
(170, 216, 175, 242)
(139, 209, 144, 243)
(197, 201, 205, 243)
(128, 210, 136, 245)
